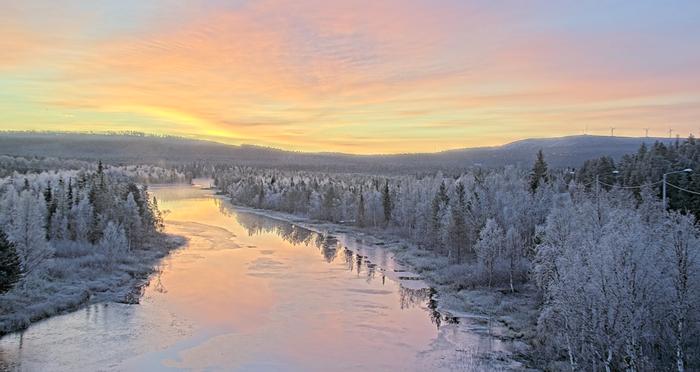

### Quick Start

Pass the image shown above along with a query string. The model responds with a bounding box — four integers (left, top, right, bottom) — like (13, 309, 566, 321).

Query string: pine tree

(430, 181, 449, 250)
(382, 180, 392, 226)
(530, 149, 548, 193)
(257, 182, 265, 208)
(44, 181, 55, 239)
(151, 196, 164, 232)
(321, 185, 338, 222)
(448, 183, 468, 263)
(356, 187, 366, 227)
(0, 229, 21, 293)
(123, 192, 142, 250)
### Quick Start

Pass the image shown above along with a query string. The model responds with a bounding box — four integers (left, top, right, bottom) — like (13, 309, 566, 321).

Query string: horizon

(0, 130, 680, 156)
(2, 1, 700, 154)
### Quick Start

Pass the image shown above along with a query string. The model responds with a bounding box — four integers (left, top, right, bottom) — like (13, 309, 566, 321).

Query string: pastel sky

(2, 1, 700, 153)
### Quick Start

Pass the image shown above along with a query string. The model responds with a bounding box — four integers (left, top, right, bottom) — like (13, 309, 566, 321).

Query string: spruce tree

(382, 180, 392, 225)
(530, 149, 548, 193)
(448, 183, 468, 264)
(356, 187, 366, 227)
(430, 181, 449, 250)
(0, 229, 21, 293)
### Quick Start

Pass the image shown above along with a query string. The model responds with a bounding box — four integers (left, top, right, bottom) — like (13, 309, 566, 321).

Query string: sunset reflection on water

(0, 183, 449, 371)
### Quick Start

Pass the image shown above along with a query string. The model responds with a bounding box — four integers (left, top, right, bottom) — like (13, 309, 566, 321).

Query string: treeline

(0, 162, 164, 292)
(0, 155, 188, 184)
(0, 155, 95, 177)
(119, 164, 189, 184)
(579, 136, 700, 214)
(214, 152, 700, 370)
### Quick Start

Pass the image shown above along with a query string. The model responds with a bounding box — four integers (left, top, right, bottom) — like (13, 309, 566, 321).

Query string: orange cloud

(2, 1, 700, 153)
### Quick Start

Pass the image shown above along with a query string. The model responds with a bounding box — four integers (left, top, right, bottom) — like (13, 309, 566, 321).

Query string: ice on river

(0, 184, 520, 371)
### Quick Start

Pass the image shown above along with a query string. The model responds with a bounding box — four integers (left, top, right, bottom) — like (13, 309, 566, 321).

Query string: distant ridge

(0, 131, 675, 172)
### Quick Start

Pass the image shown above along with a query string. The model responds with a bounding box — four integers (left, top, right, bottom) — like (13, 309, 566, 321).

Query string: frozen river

(0, 182, 509, 371)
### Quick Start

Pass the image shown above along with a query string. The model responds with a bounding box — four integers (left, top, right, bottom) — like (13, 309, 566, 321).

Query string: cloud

(1, 0, 700, 153)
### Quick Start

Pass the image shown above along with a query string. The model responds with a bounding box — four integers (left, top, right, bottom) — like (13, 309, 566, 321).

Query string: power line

(666, 182, 700, 196)
(598, 180, 663, 189)
(593, 179, 700, 196)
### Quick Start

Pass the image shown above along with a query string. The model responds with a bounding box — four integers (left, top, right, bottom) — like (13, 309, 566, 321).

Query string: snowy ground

(229, 203, 540, 370)
(0, 234, 185, 336)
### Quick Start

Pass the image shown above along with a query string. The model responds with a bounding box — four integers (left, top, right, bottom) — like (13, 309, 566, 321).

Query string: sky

(1, 1, 700, 154)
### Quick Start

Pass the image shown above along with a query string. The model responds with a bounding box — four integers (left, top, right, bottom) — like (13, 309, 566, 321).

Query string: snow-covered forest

(0, 155, 189, 184)
(1, 138, 698, 370)
(214, 142, 700, 371)
(0, 161, 180, 334)
(578, 137, 700, 216)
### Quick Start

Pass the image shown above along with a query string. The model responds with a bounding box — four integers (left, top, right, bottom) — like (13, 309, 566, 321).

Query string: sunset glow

(2, 1, 699, 153)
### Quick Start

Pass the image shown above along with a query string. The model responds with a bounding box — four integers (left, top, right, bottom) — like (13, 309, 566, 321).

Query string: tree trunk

(605, 347, 613, 372)
(676, 319, 685, 372)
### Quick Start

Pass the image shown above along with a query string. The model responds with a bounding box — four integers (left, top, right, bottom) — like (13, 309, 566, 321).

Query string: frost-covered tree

(99, 221, 128, 264)
(72, 195, 94, 242)
(356, 188, 366, 227)
(475, 218, 504, 287)
(209, 152, 700, 370)
(664, 212, 699, 372)
(429, 181, 449, 251)
(9, 190, 51, 276)
(534, 189, 700, 371)
(122, 192, 142, 249)
(382, 180, 392, 226)
(504, 226, 523, 293)
(530, 149, 548, 193)
(447, 182, 468, 264)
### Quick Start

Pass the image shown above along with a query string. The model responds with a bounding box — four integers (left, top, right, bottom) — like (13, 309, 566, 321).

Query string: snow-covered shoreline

(0, 233, 185, 336)
(225, 198, 539, 370)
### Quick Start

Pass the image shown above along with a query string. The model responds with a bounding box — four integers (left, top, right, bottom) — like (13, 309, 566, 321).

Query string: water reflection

(0, 185, 490, 371)
(232, 209, 454, 329)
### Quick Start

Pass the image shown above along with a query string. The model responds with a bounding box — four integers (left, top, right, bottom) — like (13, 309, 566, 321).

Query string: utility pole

(663, 173, 667, 210)
(610, 127, 615, 137)
(644, 128, 649, 137)
(669, 128, 673, 138)
(595, 174, 601, 222)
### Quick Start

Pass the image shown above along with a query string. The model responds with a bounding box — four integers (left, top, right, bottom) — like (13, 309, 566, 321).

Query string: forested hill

(0, 132, 673, 171)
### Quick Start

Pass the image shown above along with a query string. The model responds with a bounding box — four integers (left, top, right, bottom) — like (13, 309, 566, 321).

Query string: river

(0, 182, 511, 371)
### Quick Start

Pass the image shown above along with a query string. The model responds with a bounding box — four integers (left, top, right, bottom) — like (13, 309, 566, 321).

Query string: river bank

(0, 233, 185, 336)
(227, 201, 540, 370)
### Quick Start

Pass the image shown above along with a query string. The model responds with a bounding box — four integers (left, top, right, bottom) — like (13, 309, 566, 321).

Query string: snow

(0, 234, 185, 336)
